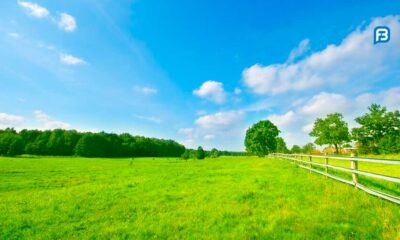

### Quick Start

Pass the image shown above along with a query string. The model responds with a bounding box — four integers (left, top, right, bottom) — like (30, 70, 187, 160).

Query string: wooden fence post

(309, 156, 312, 172)
(324, 155, 328, 177)
(351, 160, 359, 186)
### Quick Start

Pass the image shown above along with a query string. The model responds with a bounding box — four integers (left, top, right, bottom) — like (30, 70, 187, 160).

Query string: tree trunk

(334, 144, 339, 154)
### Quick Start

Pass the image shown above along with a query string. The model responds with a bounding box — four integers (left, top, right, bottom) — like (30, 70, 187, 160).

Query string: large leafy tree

(310, 113, 350, 154)
(0, 128, 24, 156)
(47, 129, 67, 155)
(352, 104, 400, 154)
(245, 120, 280, 156)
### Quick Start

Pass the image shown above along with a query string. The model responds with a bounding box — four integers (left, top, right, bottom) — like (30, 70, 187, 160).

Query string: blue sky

(0, 0, 400, 150)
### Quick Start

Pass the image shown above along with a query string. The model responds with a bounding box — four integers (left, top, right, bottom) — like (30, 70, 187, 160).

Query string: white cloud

(37, 42, 56, 51)
(287, 38, 310, 63)
(34, 110, 70, 129)
(356, 87, 400, 111)
(0, 113, 25, 127)
(243, 16, 400, 95)
(243, 99, 270, 112)
(58, 13, 77, 32)
(268, 111, 296, 128)
(143, 87, 158, 95)
(180, 138, 195, 148)
(134, 86, 158, 95)
(234, 88, 242, 95)
(60, 53, 86, 65)
(178, 128, 194, 136)
(196, 110, 207, 116)
(381, 87, 400, 110)
(193, 80, 227, 104)
(267, 86, 400, 147)
(302, 123, 314, 134)
(178, 110, 246, 150)
(135, 115, 162, 123)
(18, 1, 49, 18)
(8, 32, 20, 39)
(203, 134, 215, 140)
(291, 97, 306, 107)
(300, 92, 349, 117)
(195, 110, 244, 130)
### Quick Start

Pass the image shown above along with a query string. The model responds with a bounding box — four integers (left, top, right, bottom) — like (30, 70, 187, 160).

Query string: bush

(196, 146, 205, 160)
(181, 150, 190, 160)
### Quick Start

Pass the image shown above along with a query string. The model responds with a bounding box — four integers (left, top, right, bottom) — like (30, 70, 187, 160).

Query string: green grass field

(287, 154, 400, 197)
(0, 156, 399, 239)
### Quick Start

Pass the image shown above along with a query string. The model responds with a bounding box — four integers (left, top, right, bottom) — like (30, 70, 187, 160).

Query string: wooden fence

(270, 153, 400, 205)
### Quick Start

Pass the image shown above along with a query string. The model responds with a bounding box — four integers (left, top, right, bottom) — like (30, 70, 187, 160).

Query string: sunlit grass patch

(0, 156, 399, 239)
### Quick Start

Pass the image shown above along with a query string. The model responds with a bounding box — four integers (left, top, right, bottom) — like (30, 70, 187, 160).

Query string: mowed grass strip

(0, 156, 399, 239)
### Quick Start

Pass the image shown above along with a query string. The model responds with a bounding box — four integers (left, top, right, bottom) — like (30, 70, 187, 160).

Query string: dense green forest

(0, 129, 186, 157)
(0, 128, 247, 158)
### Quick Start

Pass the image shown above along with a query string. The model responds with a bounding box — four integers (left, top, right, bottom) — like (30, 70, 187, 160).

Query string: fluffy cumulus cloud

(0, 113, 25, 128)
(268, 111, 296, 128)
(300, 92, 349, 117)
(59, 54, 87, 65)
(18, 2, 78, 33)
(58, 13, 77, 32)
(18, 1, 49, 18)
(193, 80, 227, 104)
(34, 110, 70, 129)
(243, 16, 400, 95)
(178, 110, 245, 149)
(268, 87, 400, 147)
(195, 110, 244, 130)
(360, 87, 400, 111)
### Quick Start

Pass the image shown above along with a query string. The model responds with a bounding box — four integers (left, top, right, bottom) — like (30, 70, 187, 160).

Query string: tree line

(245, 104, 400, 156)
(0, 128, 247, 158)
(180, 147, 249, 160)
(309, 104, 400, 154)
(0, 129, 186, 157)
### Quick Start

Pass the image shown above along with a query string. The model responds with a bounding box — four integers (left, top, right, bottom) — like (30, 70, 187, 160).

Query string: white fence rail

(270, 153, 400, 205)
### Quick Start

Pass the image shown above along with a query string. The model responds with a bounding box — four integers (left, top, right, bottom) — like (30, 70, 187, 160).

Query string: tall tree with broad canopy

(352, 104, 400, 154)
(245, 120, 280, 157)
(310, 113, 350, 154)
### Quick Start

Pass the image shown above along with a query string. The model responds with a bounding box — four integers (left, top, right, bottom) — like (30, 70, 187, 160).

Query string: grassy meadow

(0, 156, 399, 239)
